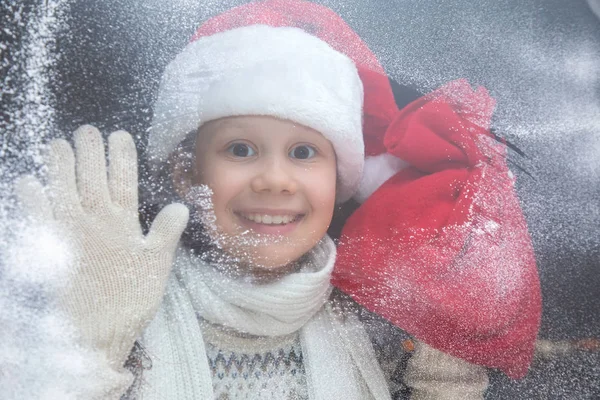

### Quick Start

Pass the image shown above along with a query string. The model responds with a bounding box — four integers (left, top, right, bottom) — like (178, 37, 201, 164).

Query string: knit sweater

(196, 290, 414, 400)
(201, 319, 307, 400)
(123, 295, 487, 400)
(119, 239, 489, 400)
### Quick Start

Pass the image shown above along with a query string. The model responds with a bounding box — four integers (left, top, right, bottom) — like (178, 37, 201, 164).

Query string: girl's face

(191, 115, 337, 269)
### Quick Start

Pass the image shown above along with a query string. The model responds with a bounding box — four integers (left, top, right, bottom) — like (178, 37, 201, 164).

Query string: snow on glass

(0, 1, 112, 399)
(1, 0, 600, 398)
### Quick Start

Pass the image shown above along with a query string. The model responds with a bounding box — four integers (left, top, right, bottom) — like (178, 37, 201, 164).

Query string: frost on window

(1, 0, 599, 399)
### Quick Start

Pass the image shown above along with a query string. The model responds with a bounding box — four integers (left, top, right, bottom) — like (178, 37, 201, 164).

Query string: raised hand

(15, 125, 189, 371)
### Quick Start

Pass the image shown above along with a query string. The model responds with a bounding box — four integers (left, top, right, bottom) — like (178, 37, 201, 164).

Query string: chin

(212, 224, 323, 272)
(243, 250, 300, 270)
(223, 241, 310, 271)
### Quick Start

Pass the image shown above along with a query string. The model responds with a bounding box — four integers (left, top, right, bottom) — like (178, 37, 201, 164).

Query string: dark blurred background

(1, 0, 599, 398)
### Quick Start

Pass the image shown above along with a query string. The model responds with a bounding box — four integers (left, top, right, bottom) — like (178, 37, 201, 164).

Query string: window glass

(1, 1, 599, 398)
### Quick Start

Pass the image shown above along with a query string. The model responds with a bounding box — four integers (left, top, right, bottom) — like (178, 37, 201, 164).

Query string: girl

(15, 0, 540, 398)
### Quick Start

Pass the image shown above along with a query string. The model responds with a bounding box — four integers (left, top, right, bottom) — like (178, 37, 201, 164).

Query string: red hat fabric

(190, 0, 542, 379)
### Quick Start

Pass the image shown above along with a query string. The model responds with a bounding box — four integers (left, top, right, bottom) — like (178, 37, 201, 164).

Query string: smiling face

(187, 115, 337, 269)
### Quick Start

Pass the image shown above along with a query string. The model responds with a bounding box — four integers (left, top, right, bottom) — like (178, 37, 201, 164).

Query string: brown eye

(227, 143, 255, 157)
(289, 145, 316, 160)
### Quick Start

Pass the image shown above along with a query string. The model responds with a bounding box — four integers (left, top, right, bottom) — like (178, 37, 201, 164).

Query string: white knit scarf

(138, 236, 391, 400)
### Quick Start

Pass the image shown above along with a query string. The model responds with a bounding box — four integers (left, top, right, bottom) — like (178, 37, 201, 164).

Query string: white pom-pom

(353, 153, 410, 204)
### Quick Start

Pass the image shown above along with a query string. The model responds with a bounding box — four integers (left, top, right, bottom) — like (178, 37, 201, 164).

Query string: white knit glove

(15, 125, 189, 374)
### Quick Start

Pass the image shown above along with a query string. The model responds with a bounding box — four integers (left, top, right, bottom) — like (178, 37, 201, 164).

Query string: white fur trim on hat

(353, 153, 410, 204)
(149, 24, 364, 203)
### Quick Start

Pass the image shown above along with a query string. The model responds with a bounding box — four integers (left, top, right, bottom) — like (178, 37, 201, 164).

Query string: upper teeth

(241, 213, 298, 225)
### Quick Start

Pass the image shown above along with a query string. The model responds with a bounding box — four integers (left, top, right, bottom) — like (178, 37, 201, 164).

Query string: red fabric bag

(332, 79, 541, 378)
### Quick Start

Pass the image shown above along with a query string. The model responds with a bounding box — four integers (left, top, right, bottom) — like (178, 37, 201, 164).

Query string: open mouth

(237, 212, 304, 225)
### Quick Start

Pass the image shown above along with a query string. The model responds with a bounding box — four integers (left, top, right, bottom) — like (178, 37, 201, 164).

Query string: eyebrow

(210, 118, 255, 131)
(204, 118, 331, 146)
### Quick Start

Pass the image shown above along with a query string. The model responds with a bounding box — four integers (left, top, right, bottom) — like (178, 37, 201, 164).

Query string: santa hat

(148, 24, 364, 202)
(149, 0, 542, 379)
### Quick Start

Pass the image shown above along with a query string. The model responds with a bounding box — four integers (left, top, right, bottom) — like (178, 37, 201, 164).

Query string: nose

(250, 155, 298, 195)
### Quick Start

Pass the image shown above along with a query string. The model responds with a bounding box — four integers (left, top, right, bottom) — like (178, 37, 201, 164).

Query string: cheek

(306, 168, 337, 223)
(204, 180, 240, 229)
(194, 162, 240, 230)
(197, 158, 241, 202)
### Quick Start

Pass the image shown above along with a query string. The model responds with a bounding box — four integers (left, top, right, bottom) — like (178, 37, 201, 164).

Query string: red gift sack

(332, 80, 542, 378)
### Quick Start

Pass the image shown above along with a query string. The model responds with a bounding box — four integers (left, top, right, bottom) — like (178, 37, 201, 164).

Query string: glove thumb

(146, 203, 189, 254)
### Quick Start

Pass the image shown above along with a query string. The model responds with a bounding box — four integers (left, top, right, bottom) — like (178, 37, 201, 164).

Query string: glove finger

(46, 138, 84, 219)
(108, 130, 139, 214)
(146, 203, 189, 254)
(73, 125, 111, 213)
(14, 175, 54, 223)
